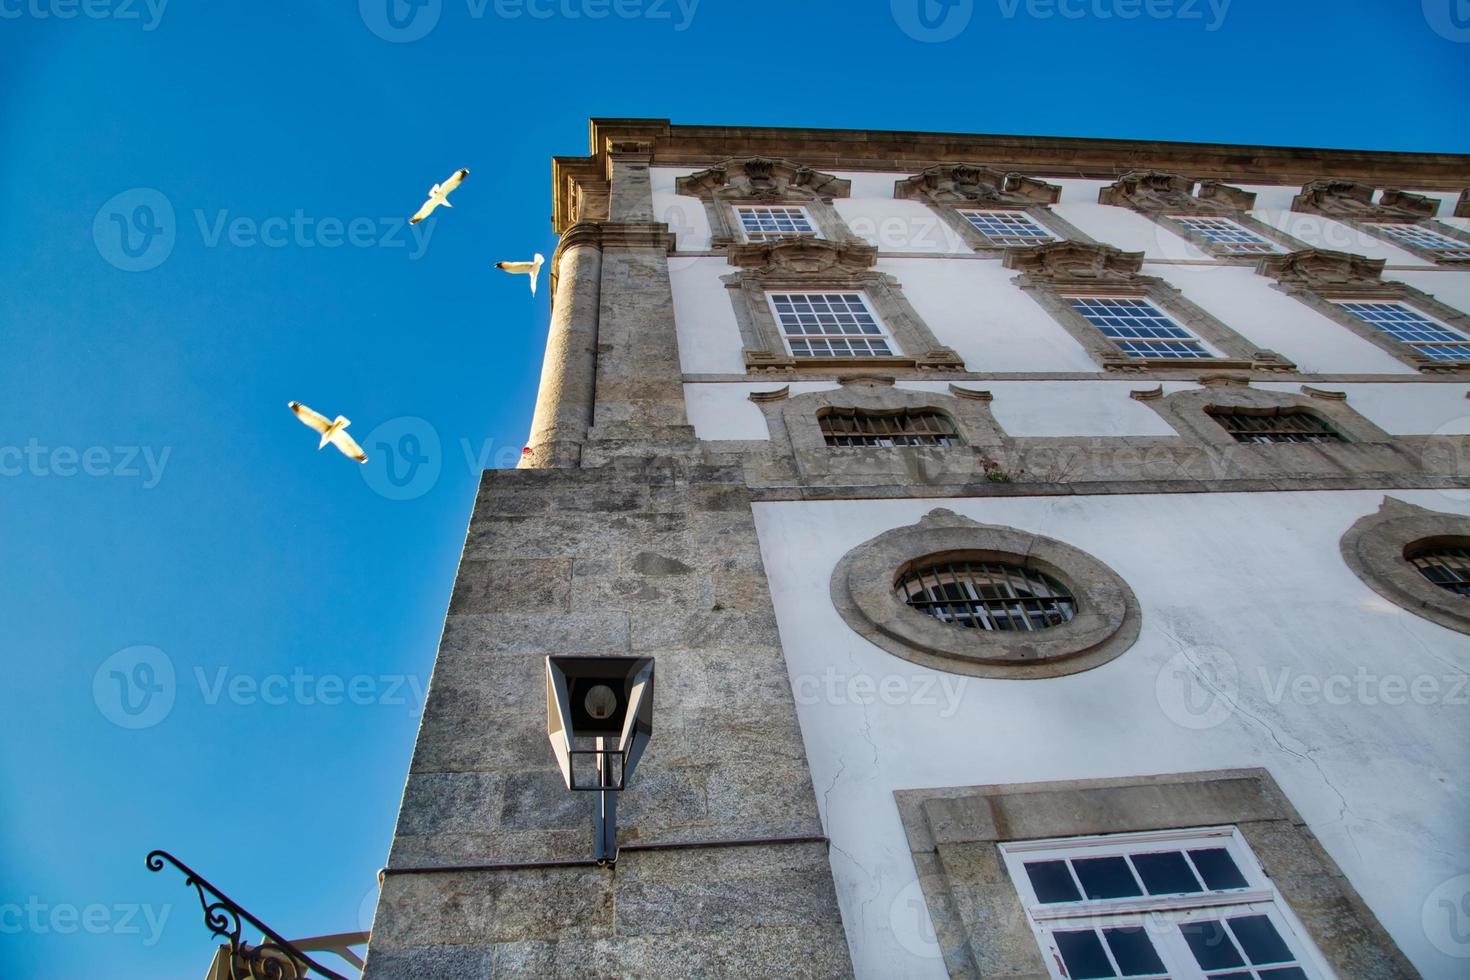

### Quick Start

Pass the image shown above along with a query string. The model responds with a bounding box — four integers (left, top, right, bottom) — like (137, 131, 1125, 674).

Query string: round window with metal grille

(896, 560, 1077, 631)
(1407, 544, 1470, 596)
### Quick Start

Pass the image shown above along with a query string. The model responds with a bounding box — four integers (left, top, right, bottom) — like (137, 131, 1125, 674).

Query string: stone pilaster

(522, 224, 602, 469)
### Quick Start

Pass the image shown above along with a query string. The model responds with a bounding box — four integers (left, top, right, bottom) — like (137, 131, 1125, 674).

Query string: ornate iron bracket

(146, 849, 350, 980)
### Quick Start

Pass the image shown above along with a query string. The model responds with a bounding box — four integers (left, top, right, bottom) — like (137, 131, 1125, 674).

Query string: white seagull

(409, 168, 469, 225)
(288, 402, 368, 463)
(496, 253, 545, 296)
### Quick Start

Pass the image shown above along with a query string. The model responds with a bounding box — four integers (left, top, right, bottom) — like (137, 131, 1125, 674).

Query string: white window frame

(1001, 827, 1335, 980)
(956, 208, 1057, 246)
(1331, 299, 1470, 362)
(1064, 295, 1222, 360)
(1172, 215, 1281, 255)
(732, 204, 820, 242)
(1364, 222, 1470, 259)
(766, 291, 899, 359)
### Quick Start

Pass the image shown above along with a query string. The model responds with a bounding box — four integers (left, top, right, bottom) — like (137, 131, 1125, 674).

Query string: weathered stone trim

(1289, 179, 1470, 266)
(1258, 249, 1470, 374)
(892, 163, 1093, 254)
(721, 238, 964, 373)
(752, 378, 1004, 487)
(1143, 384, 1396, 450)
(674, 157, 855, 248)
(894, 769, 1416, 980)
(1340, 496, 1470, 635)
(1007, 242, 1296, 373)
(1457, 190, 1470, 218)
(830, 509, 1141, 679)
(682, 370, 1470, 383)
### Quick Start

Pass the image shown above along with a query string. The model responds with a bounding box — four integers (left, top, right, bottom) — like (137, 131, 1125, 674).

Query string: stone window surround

(895, 768, 1415, 979)
(829, 508, 1141, 679)
(750, 377, 1004, 486)
(1339, 496, 1470, 636)
(673, 157, 857, 249)
(1457, 189, 1470, 219)
(1007, 242, 1298, 374)
(1257, 248, 1470, 374)
(1140, 383, 1393, 451)
(1098, 170, 1309, 264)
(892, 163, 1095, 255)
(723, 238, 966, 374)
(1290, 178, 1470, 266)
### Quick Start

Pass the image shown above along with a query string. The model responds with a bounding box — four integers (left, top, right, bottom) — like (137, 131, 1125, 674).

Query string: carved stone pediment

(1004, 241, 1145, 281)
(727, 237, 877, 274)
(1256, 249, 1387, 288)
(1291, 179, 1438, 221)
(894, 164, 1061, 206)
(1099, 171, 1256, 212)
(675, 157, 851, 202)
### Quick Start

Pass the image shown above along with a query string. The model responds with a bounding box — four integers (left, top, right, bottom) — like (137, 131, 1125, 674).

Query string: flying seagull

(496, 253, 545, 296)
(288, 402, 368, 463)
(409, 168, 469, 225)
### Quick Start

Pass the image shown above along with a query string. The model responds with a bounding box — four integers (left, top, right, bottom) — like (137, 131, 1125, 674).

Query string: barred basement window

(734, 205, 818, 241)
(1334, 301, 1470, 361)
(896, 560, 1077, 632)
(957, 209, 1056, 246)
(1173, 216, 1279, 254)
(1207, 408, 1345, 445)
(1366, 223, 1470, 259)
(1407, 544, 1470, 596)
(819, 409, 959, 448)
(768, 292, 896, 358)
(1068, 297, 1212, 359)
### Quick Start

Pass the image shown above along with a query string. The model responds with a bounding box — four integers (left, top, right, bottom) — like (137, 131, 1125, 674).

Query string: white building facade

(365, 121, 1470, 979)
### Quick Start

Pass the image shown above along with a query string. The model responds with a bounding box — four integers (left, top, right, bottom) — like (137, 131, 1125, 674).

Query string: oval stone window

(1406, 542, 1470, 596)
(895, 560, 1076, 631)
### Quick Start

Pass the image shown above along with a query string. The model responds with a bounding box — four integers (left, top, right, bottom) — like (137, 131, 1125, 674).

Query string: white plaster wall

(684, 380, 1470, 442)
(753, 491, 1470, 980)
(670, 256, 745, 375)
(1395, 270, 1470, 320)
(1146, 263, 1419, 375)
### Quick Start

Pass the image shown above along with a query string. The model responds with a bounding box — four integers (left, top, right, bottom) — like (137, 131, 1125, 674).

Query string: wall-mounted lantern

(545, 655, 655, 865)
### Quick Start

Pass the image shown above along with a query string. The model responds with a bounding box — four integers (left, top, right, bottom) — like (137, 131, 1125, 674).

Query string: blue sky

(0, 1, 1465, 975)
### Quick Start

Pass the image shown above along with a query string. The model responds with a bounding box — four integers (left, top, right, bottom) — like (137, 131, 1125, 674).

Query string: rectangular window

(1366, 222, 1470, 259)
(819, 409, 959, 448)
(1173, 216, 1280, 254)
(734, 205, 817, 241)
(768, 292, 895, 358)
(1068, 296, 1212, 359)
(1002, 828, 1326, 980)
(1207, 409, 1345, 445)
(1335, 301, 1470, 361)
(957, 209, 1056, 246)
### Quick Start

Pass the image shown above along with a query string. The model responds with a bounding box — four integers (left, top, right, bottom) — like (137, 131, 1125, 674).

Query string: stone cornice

(1256, 248, 1388, 287)
(552, 119, 1470, 232)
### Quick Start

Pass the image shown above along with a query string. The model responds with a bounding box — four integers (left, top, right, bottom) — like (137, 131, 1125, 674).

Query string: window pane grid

(1367, 222, 1470, 259)
(820, 410, 959, 448)
(1174, 216, 1278, 254)
(896, 561, 1076, 632)
(1207, 409, 1344, 445)
(1409, 546, 1470, 596)
(1069, 297, 1211, 359)
(1337, 302, 1470, 361)
(735, 205, 816, 241)
(771, 292, 894, 358)
(958, 209, 1056, 246)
